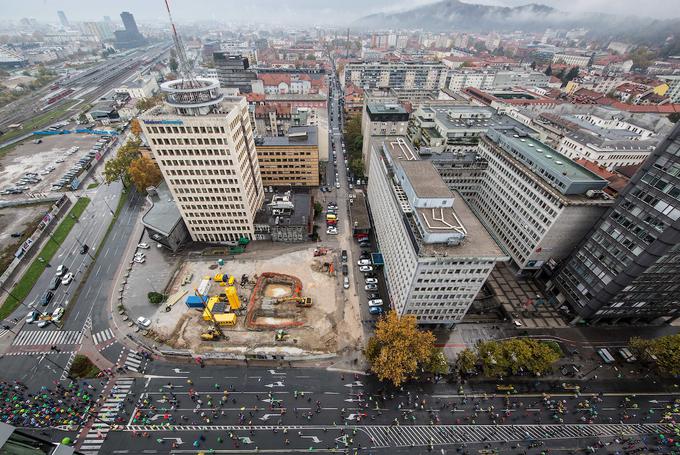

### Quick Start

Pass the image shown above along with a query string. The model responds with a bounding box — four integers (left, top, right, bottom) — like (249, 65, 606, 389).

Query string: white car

(343, 276, 350, 289)
(137, 243, 150, 249)
(368, 299, 384, 307)
(26, 310, 40, 324)
(134, 252, 146, 259)
(61, 272, 74, 285)
(133, 257, 145, 264)
(136, 316, 151, 328)
(326, 228, 338, 235)
(357, 259, 371, 266)
(37, 319, 51, 328)
(365, 284, 378, 291)
(51, 307, 64, 322)
(56, 265, 67, 277)
(365, 277, 378, 285)
(335, 182, 340, 189)
(359, 265, 373, 273)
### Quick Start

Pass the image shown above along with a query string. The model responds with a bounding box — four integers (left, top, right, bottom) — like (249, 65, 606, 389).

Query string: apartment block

(552, 53, 592, 67)
(360, 101, 409, 168)
(140, 78, 264, 244)
(255, 126, 319, 187)
(473, 127, 613, 271)
(447, 70, 550, 93)
(552, 123, 680, 323)
(342, 61, 447, 93)
(367, 136, 506, 325)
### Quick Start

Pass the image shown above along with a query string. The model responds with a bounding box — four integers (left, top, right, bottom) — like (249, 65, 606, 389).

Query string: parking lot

(0, 133, 105, 197)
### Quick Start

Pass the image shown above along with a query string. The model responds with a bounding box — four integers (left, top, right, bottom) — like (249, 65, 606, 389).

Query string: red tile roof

(575, 158, 631, 195)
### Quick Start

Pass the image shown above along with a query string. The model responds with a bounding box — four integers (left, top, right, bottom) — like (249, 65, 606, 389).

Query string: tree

(668, 113, 680, 124)
(136, 94, 163, 112)
(128, 156, 162, 192)
(456, 349, 478, 375)
(364, 312, 437, 386)
(530, 60, 537, 70)
(630, 335, 680, 376)
(169, 49, 179, 73)
(103, 138, 141, 187)
(475, 339, 560, 378)
(424, 348, 449, 375)
(561, 66, 580, 86)
(313, 201, 323, 218)
(544, 64, 553, 76)
(130, 118, 142, 137)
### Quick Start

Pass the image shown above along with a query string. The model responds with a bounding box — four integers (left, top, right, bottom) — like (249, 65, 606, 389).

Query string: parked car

(369, 306, 384, 315)
(136, 316, 152, 328)
(359, 265, 373, 273)
(368, 299, 384, 307)
(343, 276, 350, 289)
(137, 243, 150, 249)
(10, 232, 22, 238)
(368, 293, 380, 300)
(61, 272, 74, 285)
(342, 264, 348, 276)
(365, 277, 378, 285)
(365, 284, 378, 291)
(357, 259, 371, 266)
(341, 250, 347, 263)
(39, 291, 54, 306)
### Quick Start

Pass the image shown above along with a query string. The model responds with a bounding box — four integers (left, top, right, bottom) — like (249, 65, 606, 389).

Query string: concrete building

(551, 123, 680, 323)
(140, 77, 264, 244)
(114, 11, 146, 49)
(255, 126, 320, 187)
(57, 10, 69, 28)
(254, 191, 312, 242)
(115, 75, 159, 99)
(342, 61, 447, 93)
(213, 53, 257, 94)
(552, 53, 591, 67)
(660, 75, 680, 103)
(360, 101, 409, 168)
(472, 128, 612, 271)
(367, 136, 506, 325)
(142, 182, 190, 252)
(448, 70, 550, 93)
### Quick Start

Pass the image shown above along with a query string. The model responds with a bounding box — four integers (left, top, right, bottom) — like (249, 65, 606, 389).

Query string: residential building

(551, 123, 680, 323)
(552, 53, 592, 67)
(213, 53, 258, 94)
(342, 61, 447, 93)
(462, 87, 560, 112)
(448, 70, 550, 93)
(660, 75, 680, 103)
(367, 136, 507, 325)
(140, 77, 265, 244)
(473, 127, 612, 271)
(360, 101, 409, 168)
(255, 126, 320, 187)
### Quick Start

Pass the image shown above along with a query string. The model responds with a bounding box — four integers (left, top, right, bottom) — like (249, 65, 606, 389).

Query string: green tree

(103, 138, 141, 187)
(364, 312, 438, 386)
(630, 335, 680, 376)
(169, 49, 179, 73)
(544, 64, 553, 76)
(561, 66, 580, 86)
(456, 349, 478, 375)
(668, 112, 680, 124)
(424, 348, 450, 375)
(313, 201, 323, 217)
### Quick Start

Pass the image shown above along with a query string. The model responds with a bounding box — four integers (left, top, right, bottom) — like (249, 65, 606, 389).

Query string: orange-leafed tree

(128, 156, 162, 192)
(130, 118, 142, 137)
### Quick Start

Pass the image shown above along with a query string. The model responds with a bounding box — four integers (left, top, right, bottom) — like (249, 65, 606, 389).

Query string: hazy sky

(5, 0, 679, 24)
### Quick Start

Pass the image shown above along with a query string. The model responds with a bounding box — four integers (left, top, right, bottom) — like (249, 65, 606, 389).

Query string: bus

(597, 348, 615, 364)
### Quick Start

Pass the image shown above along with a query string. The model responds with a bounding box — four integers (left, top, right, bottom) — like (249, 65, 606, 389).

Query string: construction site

(141, 243, 361, 360)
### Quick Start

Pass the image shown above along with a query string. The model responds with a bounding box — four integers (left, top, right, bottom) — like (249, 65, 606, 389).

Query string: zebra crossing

(12, 330, 83, 346)
(78, 377, 134, 455)
(122, 351, 145, 373)
(92, 328, 114, 345)
(359, 423, 675, 448)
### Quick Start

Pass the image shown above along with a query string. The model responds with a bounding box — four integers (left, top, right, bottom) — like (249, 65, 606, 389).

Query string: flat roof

(142, 181, 183, 235)
(416, 190, 505, 258)
(349, 191, 371, 230)
(366, 102, 408, 114)
(415, 104, 527, 131)
(260, 126, 318, 147)
(400, 161, 453, 199)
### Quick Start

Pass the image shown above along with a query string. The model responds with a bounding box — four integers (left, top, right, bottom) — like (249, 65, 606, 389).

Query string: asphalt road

(84, 363, 680, 454)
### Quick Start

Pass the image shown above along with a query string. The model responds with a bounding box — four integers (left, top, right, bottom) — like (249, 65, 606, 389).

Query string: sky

(4, 0, 679, 24)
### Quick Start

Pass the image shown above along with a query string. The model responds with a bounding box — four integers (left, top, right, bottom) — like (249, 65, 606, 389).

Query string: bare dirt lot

(145, 244, 363, 358)
(0, 133, 102, 196)
(0, 203, 50, 271)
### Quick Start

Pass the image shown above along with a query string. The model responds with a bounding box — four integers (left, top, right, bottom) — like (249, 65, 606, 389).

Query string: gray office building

(552, 123, 680, 323)
(114, 11, 146, 49)
(213, 53, 257, 94)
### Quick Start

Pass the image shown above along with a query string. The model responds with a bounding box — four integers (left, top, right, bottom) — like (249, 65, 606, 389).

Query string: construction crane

(163, 0, 198, 87)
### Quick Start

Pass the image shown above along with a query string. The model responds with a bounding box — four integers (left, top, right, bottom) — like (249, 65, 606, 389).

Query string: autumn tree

(128, 156, 162, 192)
(455, 348, 478, 376)
(103, 138, 141, 188)
(130, 118, 142, 137)
(630, 335, 680, 376)
(364, 313, 440, 386)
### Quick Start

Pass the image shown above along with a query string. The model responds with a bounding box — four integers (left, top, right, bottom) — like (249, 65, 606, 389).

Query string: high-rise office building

(551, 123, 680, 323)
(140, 77, 265, 244)
(213, 53, 257, 94)
(57, 10, 69, 28)
(114, 11, 146, 49)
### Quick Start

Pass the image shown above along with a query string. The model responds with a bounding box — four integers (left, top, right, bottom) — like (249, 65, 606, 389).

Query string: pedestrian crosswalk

(122, 351, 145, 373)
(0, 329, 10, 338)
(359, 423, 675, 448)
(92, 328, 114, 345)
(12, 330, 83, 346)
(79, 377, 134, 455)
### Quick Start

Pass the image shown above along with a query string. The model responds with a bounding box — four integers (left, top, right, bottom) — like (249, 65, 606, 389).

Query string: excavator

(274, 296, 313, 307)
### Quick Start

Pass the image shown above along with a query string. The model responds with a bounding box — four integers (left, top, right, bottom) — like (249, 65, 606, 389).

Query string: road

(75, 363, 678, 454)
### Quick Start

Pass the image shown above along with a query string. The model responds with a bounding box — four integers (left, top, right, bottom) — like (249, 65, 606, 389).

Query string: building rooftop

(254, 191, 312, 227)
(400, 161, 453, 199)
(349, 191, 371, 231)
(141, 181, 183, 236)
(259, 126, 318, 147)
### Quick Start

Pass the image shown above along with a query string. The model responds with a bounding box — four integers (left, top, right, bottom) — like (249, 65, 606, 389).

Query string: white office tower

(367, 137, 507, 326)
(140, 78, 265, 244)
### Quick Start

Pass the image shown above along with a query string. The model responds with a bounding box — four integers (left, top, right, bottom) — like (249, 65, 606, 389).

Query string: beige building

(255, 126, 320, 187)
(140, 78, 264, 244)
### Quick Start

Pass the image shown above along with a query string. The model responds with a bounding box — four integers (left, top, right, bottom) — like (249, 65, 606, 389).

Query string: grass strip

(0, 197, 90, 319)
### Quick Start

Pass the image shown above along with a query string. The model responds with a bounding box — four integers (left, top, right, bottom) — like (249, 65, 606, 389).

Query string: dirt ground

(0, 204, 51, 271)
(0, 133, 102, 196)
(146, 244, 363, 357)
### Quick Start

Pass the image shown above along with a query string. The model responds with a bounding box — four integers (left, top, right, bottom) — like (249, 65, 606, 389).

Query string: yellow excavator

(201, 326, 221, 341)
(274, 296, 313, 307)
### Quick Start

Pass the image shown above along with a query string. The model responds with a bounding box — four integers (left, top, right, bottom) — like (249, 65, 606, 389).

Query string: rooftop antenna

(163, 0, 195, 87)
